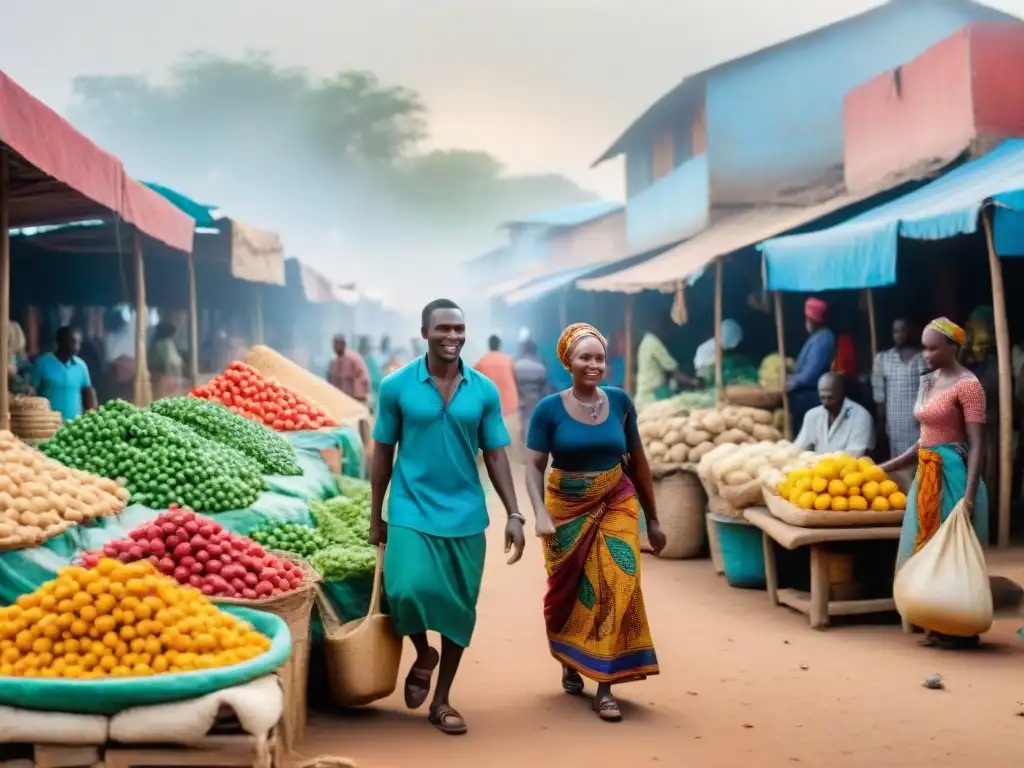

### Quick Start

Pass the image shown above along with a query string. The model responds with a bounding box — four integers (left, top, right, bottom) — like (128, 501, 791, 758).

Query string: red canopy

(0, 70, 194, 253)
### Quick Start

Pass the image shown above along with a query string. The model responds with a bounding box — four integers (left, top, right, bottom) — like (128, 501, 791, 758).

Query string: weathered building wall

(546, 210, 627, 270)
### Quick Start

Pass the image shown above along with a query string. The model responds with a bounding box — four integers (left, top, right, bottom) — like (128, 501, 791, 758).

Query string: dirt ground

(298, 479, 1024, 768)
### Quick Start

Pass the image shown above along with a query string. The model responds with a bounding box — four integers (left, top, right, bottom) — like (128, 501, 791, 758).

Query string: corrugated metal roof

(762, 138, 1024, 291)
(503, 264, 608, 305)
(502, 200, 622, 229)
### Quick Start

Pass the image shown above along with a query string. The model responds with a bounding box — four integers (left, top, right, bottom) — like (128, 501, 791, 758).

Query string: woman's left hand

(646, 520, 667, 555)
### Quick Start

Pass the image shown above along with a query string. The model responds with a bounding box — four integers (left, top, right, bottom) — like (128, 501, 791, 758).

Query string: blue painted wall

(705, 0, 1011, 203)
(626, 154, 710, 255)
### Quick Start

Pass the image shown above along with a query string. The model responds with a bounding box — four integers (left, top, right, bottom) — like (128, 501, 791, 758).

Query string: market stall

(0, 69, 195, 420)
(761, 139, 1024, 548)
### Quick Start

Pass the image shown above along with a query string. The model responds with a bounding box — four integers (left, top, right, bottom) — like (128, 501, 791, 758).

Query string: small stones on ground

(799, 664, 809, 671)
(923, 674, 944, 690)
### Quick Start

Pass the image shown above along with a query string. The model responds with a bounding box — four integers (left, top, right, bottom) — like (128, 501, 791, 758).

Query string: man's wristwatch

(508, 511, 526, 524)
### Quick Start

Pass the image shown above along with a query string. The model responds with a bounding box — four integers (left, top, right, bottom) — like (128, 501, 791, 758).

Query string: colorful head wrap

(804, 298, 829, 324)
(556, 323, 607, 369)
(925, 317, 966, 346)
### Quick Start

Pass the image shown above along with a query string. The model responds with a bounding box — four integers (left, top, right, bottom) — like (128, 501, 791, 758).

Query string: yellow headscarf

(556, 323, 607, 370)
(925, 317, 966, 346)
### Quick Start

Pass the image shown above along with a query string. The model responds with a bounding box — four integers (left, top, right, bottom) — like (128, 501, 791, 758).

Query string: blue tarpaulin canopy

(761, 140, 1024, 292)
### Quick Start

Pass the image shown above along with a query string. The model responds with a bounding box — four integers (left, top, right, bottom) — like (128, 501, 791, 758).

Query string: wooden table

(743, 506, 902, 630)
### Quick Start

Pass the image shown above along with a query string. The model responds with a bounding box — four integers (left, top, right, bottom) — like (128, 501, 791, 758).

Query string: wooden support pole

(714, 256, 724, 400)
(866, 289, 878, 363)
(982, 210, 1012, 549)
(131, 229, 152, 407)
(774, 291, 791, 440)
(624, 294, 635, 397)
(187, 251, 199, 387)
(0, 150, 9, 431)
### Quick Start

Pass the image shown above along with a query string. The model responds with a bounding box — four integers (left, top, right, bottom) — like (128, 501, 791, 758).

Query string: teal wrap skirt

(383, 525, 486, 648)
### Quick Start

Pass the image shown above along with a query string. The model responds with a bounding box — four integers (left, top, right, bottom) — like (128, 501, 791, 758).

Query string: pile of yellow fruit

(0, 559, 271, 679)
(776, 454, 907, 513)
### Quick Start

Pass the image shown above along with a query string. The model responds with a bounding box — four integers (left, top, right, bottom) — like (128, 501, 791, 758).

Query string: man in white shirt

(794, 373, 875, 457)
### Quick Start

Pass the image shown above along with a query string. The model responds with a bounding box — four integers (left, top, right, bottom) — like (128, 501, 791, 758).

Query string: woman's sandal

(593, 694, 622, 722)
(428, 704, 468, 735)
(562, 668, 585, 695)
(403, 648, 440, 709)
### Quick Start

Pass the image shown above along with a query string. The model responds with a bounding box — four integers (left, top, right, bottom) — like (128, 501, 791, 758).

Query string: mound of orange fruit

(0, 558, 271, 679)
(776, 454, 907, 513)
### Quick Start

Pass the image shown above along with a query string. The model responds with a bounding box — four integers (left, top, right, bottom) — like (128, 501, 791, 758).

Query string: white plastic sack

(894, 498, 993, 636)
(0, 706, 108, 744)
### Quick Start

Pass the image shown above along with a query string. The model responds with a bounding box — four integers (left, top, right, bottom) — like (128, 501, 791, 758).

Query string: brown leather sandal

(403, 648, 439, 709)
(429, 704, 468, 735)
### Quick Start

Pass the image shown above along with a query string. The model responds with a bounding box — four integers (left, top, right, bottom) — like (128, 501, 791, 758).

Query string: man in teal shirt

(31, 327, 97, 422)
(370, 298, 525, 736)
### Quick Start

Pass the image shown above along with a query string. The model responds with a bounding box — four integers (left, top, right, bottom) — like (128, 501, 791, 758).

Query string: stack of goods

(0, 431, 128, 549)
(246, 344, 369, 425)
(41, 400, 267, 513)
(8, 395, 61, 442)
(758, 354, 795, 389)
(82, 506, 306, 599)
(639, 403, 783, 467)
(0, 559, 272, 678)
(697, 440, 810, 515)
(772, 453, 907, 515)
(309, 478, 376, 581)
(190, 361, 336, 432)
(250, 522, 330, 558)
(151, 397, 302, 476)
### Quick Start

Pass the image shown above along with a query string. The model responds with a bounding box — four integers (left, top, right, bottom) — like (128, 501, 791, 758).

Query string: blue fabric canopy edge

(760, 139, 1024, 292)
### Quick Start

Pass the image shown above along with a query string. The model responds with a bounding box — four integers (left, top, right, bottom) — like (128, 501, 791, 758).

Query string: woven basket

(212, 554, 318, 754)
(316, 545, 403, 708)
(653, 469, 707, 560)
(722, 385, 783, 410)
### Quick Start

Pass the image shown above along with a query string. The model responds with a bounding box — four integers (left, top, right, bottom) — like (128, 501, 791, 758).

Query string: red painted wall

(843, 28, 974, 194)
(970, 23, 1024, 140)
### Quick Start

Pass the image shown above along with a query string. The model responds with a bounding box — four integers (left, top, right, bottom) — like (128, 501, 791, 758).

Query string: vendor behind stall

(635, 329, 703, 412)
(31, 326, 97, 422)
(787, 298, 836, 435)
(872, 318, 927, 459)
(692, 319, 758, 386)
(794, 373, 875, 457)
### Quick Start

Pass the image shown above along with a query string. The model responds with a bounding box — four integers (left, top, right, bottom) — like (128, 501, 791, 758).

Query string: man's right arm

(369, 378, 401, 544)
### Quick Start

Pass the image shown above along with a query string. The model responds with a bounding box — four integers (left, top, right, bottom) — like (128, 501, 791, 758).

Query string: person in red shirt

(475, 335, 519, 454)
(327, 333, 370, 403)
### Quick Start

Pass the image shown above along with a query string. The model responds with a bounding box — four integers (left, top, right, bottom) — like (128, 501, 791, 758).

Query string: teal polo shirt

(373, 356, 510, 538)
(30, 352, 92, 422)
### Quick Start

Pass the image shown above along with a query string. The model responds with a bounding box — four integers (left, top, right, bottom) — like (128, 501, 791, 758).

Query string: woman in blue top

(525, 322, 666, 722)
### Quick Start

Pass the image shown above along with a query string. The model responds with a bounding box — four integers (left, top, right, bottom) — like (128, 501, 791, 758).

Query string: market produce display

(246, 344, 369, 424)
(189, 361, 336, 432)
(41, 400, 266, 513)
(0, 431, 128, 549)
(758, 354, 795, 389)
(308, 479, 375, 580)
(82, 506, 306, 599)
(0, 559, 271, 678)
(774, 453, 907, 512)
(249, 522, 330, 558)
(698, 440, 810, 510)
(151, 397, 301, 476)
(639, 403, 782, 466)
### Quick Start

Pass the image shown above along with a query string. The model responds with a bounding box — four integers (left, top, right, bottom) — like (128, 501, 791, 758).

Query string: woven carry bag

(316, 545, 403, 707)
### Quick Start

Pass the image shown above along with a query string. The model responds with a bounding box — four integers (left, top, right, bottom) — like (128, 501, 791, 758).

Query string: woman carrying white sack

(881, 317, 989, 650)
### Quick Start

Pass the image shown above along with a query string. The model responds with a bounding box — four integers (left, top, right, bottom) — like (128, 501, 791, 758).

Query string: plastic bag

(893, 498, 993, 636)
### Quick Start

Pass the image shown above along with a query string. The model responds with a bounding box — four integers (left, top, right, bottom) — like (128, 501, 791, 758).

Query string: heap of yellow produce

(776, 453, 907, 513)
(0, 431, 129, 549)
(0, 559, 271, 679)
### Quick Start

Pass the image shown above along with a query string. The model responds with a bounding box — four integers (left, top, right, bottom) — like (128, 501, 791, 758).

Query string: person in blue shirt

(30, 326, 97, 422)
(369, 298, 526, 736)
(787, 298, 836, 436)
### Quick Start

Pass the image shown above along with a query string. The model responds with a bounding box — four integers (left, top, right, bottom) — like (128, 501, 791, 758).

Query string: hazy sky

(13, 0, 1024, 201)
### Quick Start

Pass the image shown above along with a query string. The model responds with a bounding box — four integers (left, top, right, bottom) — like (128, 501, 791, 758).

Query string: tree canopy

(68, 52, 596, 284)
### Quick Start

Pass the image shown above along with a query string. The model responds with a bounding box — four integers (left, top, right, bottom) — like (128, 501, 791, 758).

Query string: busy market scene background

(2, 0, 1024, 766)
